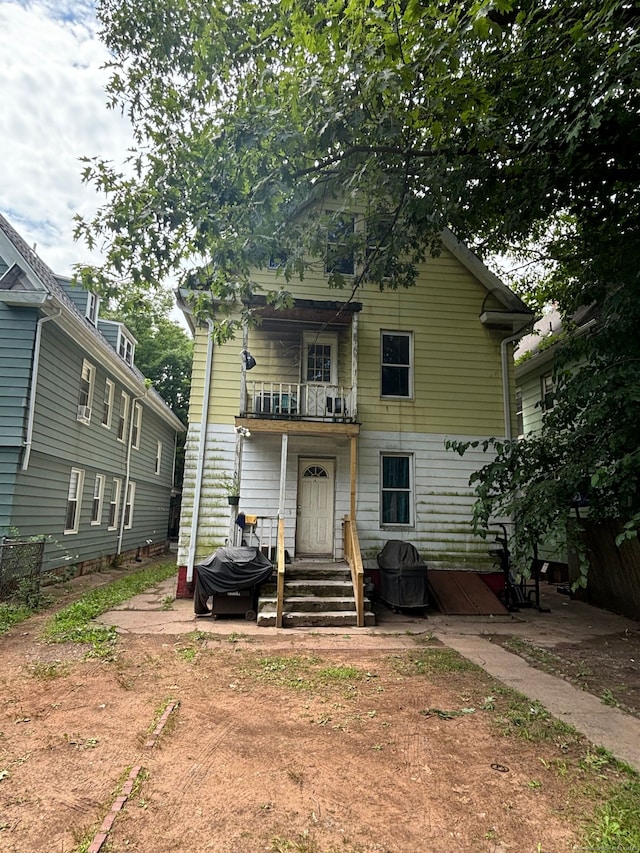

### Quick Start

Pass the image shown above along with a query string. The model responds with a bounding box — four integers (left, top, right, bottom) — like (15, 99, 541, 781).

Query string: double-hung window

(381, 331, 412, 398)
(381, 454, 412, 526)
(124, 481, 136, 529)
(117, 392, 130, 442)
(108, 478, 122, 530)
(132, 402, 142, 449)
(326, 214, 355, 276)
(90, 474, 105, 525)
(541, 372, 555, 412)
(85, 292, 100, 325)
(118, 331, 135, 366)
(65, 468, 84, 533)
(77, 360, 95, 423)
(516, 387, 524, 436)
(102, 379, 115, 428)
(155, 441, 163, 475)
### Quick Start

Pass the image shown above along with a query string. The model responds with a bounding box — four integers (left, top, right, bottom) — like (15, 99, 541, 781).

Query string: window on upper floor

(132, 402, 142, 449)
(123, 481, 136, 529)
(541, 372, 555, 412)
(303, 331, 338, 385)
(85, 291, 100, 325)
(326, 214, 355, 276)
(90, 473, 105, 525)
(516, 387, 524, 437)
(117, 391, 130, 442)
(117, 330, 135, 366)
(108, 477, 121, 530)
(102, 379, 115, 428)
(380, 454, 413, 526)
(65, 468, 84, 534)
(77, 360, 95, 423)
(155, 440, 163, 475)
(381, 331, 412, 398)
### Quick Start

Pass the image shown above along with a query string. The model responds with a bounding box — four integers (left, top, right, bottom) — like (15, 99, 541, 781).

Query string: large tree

(77, 0, 640, 566)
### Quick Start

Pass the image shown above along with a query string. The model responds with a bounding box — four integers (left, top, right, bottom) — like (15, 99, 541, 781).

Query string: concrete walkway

(99, 577, 640, 771)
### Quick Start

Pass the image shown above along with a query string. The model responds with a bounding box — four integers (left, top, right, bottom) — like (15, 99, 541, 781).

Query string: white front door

(296, 458, 335, 555)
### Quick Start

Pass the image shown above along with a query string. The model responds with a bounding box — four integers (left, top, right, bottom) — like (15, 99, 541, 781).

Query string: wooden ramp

(428, 571, 508, 615)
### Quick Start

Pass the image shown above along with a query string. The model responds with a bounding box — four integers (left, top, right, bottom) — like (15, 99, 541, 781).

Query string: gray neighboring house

(0, 214, 184, 576)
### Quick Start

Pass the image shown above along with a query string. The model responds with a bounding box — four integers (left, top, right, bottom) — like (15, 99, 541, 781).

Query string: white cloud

(0, 0, 133, 275)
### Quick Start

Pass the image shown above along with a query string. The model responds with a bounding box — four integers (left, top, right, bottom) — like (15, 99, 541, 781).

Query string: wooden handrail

(343, 516, 365, 627)
(276, 516, 286, 628)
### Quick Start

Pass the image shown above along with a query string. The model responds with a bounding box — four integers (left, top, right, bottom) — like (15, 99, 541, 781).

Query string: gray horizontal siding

(0, 304, 36, 446)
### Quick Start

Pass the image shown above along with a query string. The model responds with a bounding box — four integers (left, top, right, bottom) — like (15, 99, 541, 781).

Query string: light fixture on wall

(235, 426, 251, 438)
(242, 350, 257, 370)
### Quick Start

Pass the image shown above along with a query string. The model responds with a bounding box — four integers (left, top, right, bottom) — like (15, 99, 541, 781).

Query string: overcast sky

(0, 0, 133, 277)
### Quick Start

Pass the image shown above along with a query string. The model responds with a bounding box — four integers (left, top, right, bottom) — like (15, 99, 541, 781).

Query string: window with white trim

(65, 468, 84, 533)
(108, 478, 122, 530)
(86, 291, 100, 325)
(326, 213, 355, 276)
(516, 387, 524, 436)
(90, 474, 105, 525)
(123, 481, 136, 529)
(541, 372, 555, 412)
(117, 330, 135, 366)
(155, 440, 162, 475)
(132, 402, 142, 449)
(381, 331, 412, 398)
(102, 379, 115, 428)
(380, 454, 412, 526)
(117, 391, 130, 442)
(77, 360, 95, 423)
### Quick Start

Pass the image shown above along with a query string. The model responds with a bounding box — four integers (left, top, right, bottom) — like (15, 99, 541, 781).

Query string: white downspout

(22, 304, 60, 471)
(187, 320, 215, 582)
(501, 326, 531, 441)
(117, 388, 149, 556)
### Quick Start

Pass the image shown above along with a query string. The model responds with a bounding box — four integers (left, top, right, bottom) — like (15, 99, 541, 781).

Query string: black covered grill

(194, 546, 273, 620)
(376, 540, 428, 611)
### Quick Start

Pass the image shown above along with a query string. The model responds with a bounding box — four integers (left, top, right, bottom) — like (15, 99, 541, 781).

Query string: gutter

(22, 301, 60, 471)
(186, 319, 215, 582)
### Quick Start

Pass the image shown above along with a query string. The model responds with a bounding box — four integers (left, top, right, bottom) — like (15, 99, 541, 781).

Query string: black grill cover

(376, 540, 428, 609)
(195, 546, 273, 594)
(377, 540, 426, 571)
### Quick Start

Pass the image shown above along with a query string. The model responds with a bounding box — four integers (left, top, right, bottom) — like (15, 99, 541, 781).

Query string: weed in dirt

(245, 655, 374, 692)
(160, 595, 174, 610)
(0, 601, 37, 636)
(394, 646, 483, 676)
(491, 688, 580, 745)
(41, 560, 177, 657)
(28, 659, 70, 680)
(580, 777, 640, 852)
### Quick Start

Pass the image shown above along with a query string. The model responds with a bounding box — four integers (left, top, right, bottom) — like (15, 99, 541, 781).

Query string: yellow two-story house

(176, 222, 532, 627)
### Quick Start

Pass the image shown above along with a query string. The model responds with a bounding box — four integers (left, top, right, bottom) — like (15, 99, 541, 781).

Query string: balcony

(246, 381, 355, 422)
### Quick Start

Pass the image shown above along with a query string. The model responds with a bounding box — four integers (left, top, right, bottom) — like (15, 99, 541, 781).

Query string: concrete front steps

(257, 559, 376, 628)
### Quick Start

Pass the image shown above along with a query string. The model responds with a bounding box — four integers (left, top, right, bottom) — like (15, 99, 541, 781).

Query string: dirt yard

(0, 572, 635, 853)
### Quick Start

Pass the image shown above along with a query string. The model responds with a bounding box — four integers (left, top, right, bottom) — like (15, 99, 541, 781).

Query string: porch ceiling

(235, 416, 360, 437)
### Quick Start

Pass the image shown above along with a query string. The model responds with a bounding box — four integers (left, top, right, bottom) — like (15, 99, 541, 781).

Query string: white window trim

(108, 478, 122, 531)
(132, 401, 143, 450)
(102, 379, 115, 429)
(155, 440, 163, 475)
(381, 330, 413, 399)
(541, 372, 555, 412)
(302, 330, 338, 386)
(117, 391, 130, 442)
(77, 359, 96, 423)
(85, 291, 100, 325)
(91, 473, 105, 525)
(117, 329, 135, 366)
(124, 481, 136, 530)
(64, 467, 85, 534)
(380, 452, 414, 528)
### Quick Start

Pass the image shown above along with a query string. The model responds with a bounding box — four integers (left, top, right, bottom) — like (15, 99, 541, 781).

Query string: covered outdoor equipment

(376, 540, 428, 611)
(194, 546, 273, 619)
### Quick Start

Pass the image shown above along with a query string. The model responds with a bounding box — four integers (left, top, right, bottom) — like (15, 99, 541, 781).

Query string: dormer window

(118, 331, 135, 366)
(85, 291, 100, 325)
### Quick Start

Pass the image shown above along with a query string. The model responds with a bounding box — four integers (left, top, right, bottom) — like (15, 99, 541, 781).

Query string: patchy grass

(239, 655, 376, 692)
(41, 561, 177, 658)
(0, 602, 34, 636)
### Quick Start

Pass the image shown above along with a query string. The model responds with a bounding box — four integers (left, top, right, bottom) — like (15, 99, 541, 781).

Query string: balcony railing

(246, 382, 355, 421)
